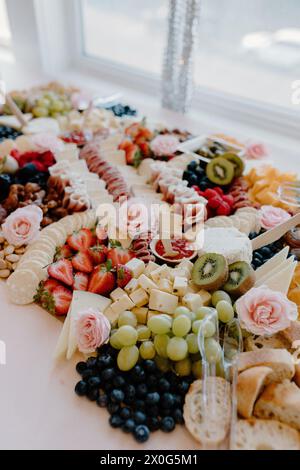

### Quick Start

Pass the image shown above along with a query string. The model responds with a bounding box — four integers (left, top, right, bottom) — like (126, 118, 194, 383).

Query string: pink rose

(76, 308, 111, 354)
(2, 205, 43, 246)
(236, 286, 297, 336)
(245, 142, 268, 160)
(150, 135, 179, 157)
(259, 205, 291, 230)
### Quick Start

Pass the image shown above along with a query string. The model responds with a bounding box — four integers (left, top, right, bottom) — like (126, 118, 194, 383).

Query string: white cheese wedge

(111, 294, 135, 315)
(149, 289, 178, 314)
(255, 246, 289, 281)
(53, 307, 72, 360)
(132, 307, 148, 324)
(255, 256, 294, 287)
(124, 278, 139, 295)
(138, 274, 157, 293)
(104, 306, 119, 326)
(150, 265, 170, 283)
(110, 287, 126, 302)
(259, 260, 297, 295)
(129, 288, 149, 307)
(173, 277, 188, 296)
(182, 293, 203, 311)
(198, 289, 212, 306)
(125, 258, 145, 278)
(144, 261, 160, 277)
(64, 291, 112, 360)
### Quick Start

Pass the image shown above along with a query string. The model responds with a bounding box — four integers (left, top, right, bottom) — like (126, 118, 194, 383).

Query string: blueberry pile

(249, 232, 285, 269)
(183, 160, 215, 191)
(0, 125, 22, 142)
(107, 103, 137, 117)
(75, 344, 191, 443)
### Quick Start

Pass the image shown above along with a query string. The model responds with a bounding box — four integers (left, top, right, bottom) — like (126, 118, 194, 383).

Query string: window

(80, 0, 168, 75)
(0, 0, 11, 48)
(195, 0, 300, 110)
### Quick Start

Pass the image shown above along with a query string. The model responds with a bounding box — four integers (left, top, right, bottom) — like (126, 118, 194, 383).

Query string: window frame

(2, 0, 300, 141)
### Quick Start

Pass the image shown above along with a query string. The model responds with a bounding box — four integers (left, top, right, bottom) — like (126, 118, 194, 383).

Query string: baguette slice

(238, 349, 295, 383)
(281, 321, 300, 345)
(254, 381, 300, 431)
(232, 419, 300, 450)
(244, 333, 290, 352)
(183, 377, 231, 449)
(237, 366, 273, 419)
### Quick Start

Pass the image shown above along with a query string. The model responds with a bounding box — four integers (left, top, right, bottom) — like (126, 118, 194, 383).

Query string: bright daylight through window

(81, 0, 300, 110)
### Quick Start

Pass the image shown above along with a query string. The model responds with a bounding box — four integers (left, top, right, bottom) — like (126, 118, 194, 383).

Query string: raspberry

(213, 187, 224, 196)
(203, 188, 218, 199)
(222, 194, 234, 207)
(208, 196, 222, 209)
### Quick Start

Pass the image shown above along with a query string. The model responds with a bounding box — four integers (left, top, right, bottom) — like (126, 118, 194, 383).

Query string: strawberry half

(43, 278, 62, 294)
(107, 241, 134, 268)
(73, 272, 89, 291)
(96, 225, 109, 245)
(72, 251, 93, 273)
(88, 262, 116, 295)
(116, 264, 133, 288)
(52, 285, 72, 315)
(54, 244, 73, 261)
(67, 228, 95, 251)
(48, 259, 74, 286)
(88, 245, 108, 265)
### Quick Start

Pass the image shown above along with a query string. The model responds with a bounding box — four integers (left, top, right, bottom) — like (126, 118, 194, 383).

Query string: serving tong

(197, 310, 243, 450)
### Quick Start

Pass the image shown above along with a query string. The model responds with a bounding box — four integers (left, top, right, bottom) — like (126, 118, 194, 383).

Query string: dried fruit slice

(223, 261, 255, 297)
(192, 253, 229, 290)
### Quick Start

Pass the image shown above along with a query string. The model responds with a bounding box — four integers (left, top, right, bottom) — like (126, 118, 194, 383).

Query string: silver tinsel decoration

(162, 0, 201, 113)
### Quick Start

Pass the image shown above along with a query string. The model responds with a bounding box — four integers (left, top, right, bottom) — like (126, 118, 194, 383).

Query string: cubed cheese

(103, 306, 119, 326)
(149, 289, 178, 314)
(124, 278, 139, 295)
(186, 281, 200, 294)
(198, 289, 212, 306)
(169, 267, 190, 281)
(177, 259, 194, 273)
(144, 261, 160, 277)
(138, 274, 157, 293)
(158, 278, 173, 293)
(150, 264, 170, 283)
(129, 288, 149, 307)
(132, 307, 148, 324)
(111, 294, 135, 315)
(110, 287, 126, 302)
(173, 277, 188, 296)
(182, 293, 203, 312)
(125, 258, 145, 278)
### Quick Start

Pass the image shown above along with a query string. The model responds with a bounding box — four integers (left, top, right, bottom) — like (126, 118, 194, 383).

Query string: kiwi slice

(192, 253, 228, 291)
(223, 261, 255, 297)
(206, 156, 235, 185)
(222, 152, 245, 177)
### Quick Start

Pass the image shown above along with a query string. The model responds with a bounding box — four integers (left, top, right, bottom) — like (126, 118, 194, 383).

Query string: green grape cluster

(109, 291, 235, 376)
(31, 91, 72, 118)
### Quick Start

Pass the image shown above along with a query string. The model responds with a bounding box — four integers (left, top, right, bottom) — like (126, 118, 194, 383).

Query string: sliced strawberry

(73, 272, 89, 291)
(119, 139, 133, 151)
(125, 144, 142, 167)
(43, 278, 62, 294)
(116, 264, 133, 288)
(54, 244, 73, 261)
(67, 228, 94, 251)
(52, 285, 72, 315)
(88, 245, 108, 265)
(72, 251, 93, 273)
(139, 141, 151, 157)
(48, 259, 74, 286)
(107, 242, 134, 268)
(88, 263, 116, 295)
